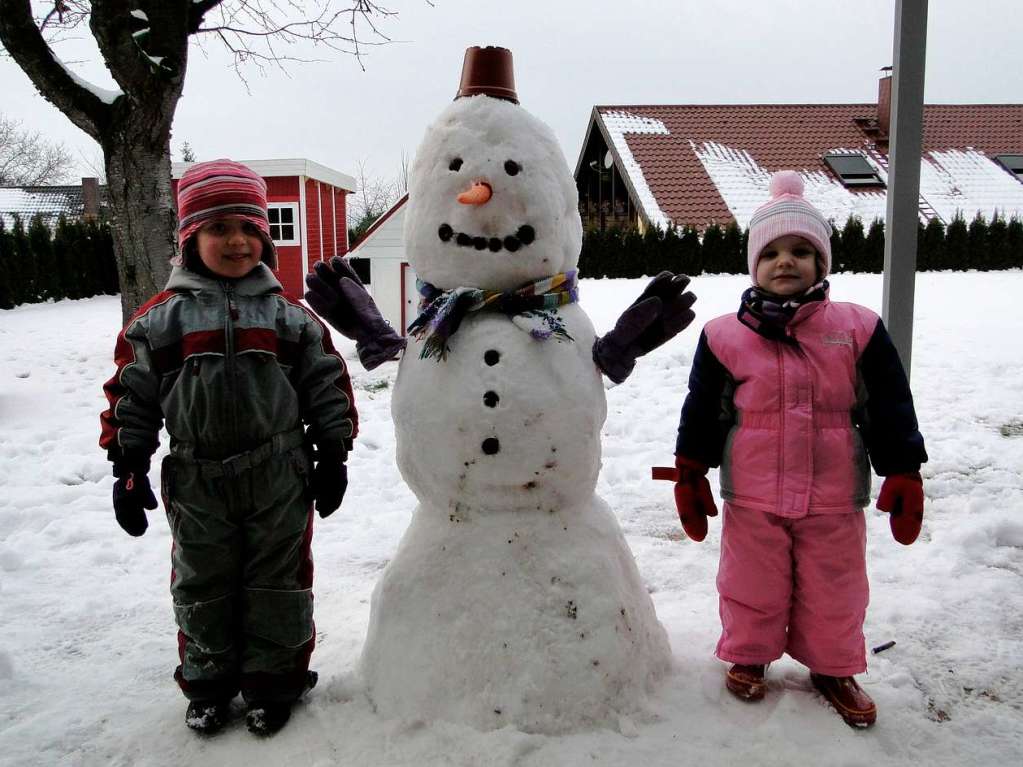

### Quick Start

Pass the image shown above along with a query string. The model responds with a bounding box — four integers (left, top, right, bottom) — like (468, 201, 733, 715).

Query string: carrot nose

(457, 182, 493, 205)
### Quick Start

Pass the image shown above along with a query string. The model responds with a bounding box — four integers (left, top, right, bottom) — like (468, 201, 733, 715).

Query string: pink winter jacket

(676, 293, 926, 518)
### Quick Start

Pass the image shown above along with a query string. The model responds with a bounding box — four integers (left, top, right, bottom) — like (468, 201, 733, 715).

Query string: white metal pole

(882, 0, 928, 379)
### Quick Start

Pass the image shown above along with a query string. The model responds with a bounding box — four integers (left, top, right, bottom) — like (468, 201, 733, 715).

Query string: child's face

(755, 235, 819, 296)
(196, 218, 264, 279)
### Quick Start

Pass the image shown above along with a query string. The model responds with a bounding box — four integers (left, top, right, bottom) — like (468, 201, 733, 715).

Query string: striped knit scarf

(408, 271, 579, 360)
(737, 280, 828, 341)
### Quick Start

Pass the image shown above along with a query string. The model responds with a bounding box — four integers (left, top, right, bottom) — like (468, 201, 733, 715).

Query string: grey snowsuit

(100, 264, 357, 703)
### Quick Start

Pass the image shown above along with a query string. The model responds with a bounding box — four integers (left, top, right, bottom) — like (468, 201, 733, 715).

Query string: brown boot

(725, 664, 767, 701)
(810, 673, 877, 728)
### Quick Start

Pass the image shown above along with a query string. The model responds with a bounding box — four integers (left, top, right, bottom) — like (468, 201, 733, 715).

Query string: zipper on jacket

(776, 343, 785, 505)
(223, 281, 240, 455)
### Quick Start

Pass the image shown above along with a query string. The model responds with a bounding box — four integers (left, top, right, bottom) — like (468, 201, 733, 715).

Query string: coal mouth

(438, 224, 535, 253)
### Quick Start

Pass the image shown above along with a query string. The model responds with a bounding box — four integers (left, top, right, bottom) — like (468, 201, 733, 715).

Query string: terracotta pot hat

(455, 46, 518, 104)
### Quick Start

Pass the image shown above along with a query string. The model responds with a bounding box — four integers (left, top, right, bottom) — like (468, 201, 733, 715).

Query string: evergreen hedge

(3, 212, 1021, 310)
(578, 213, 1023, 278)
(0, 215, 118, 309)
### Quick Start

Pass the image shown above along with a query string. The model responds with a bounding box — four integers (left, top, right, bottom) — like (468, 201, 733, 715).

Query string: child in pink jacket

(658, 171, 927, 727)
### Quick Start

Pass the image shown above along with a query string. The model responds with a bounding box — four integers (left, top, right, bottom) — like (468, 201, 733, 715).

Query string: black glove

(311, 444, 348, 518)
(593, 272, 697, 383)
(112, 460, 158, 537)
(305, 256, 406, 369)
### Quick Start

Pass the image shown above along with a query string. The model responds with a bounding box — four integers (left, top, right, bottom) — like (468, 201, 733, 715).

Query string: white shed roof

(172, 158, 356, 192)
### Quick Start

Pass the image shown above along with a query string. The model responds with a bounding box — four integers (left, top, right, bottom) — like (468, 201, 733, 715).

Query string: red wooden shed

(171, 158, 356, 296)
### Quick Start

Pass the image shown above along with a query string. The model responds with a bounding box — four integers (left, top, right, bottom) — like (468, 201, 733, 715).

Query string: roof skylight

(994, 155, 1023, 181)
(822, 153, 885, 188)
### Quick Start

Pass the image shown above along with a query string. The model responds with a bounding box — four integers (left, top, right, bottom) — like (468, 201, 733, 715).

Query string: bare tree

(77, 146, 107, 184)
(0, 113, 75, 185)
(397, 148, 411, 196)
(0, 1, 406, 322)
(347, 158, 405, 243)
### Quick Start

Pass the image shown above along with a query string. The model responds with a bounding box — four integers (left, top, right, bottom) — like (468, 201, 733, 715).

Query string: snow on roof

(921, 149, 1023, 223)
(599, 111, 671, 230)
(588, 103, 1023, 230)
(691, 141, 888, 228)
(0, 186, 85, 228)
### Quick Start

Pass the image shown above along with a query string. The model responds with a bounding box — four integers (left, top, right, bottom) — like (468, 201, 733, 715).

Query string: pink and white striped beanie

(175, 159, 276, 267)
(747, 171, 832, 284)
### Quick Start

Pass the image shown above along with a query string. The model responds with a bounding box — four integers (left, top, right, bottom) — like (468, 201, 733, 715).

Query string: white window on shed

(268, 203, 300, 245)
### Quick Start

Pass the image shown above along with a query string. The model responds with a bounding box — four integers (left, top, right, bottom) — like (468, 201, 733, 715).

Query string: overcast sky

(3, 0, 1021, 190)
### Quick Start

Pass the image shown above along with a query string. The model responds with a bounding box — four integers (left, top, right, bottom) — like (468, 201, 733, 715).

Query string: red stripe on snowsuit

(149, 328, 303, 373)
(236, 328, 302, 368)
(99, 291, 177, 452)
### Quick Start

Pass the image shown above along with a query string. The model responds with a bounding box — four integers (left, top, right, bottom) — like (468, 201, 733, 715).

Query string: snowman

(306, 47, 696, 733)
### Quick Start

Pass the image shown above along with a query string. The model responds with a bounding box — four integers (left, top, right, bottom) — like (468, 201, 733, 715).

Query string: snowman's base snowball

(358, 495, 672, 734)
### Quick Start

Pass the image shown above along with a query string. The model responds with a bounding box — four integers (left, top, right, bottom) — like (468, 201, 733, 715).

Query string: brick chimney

(877, 66, 893, 138)
(81, 177, 99, 220)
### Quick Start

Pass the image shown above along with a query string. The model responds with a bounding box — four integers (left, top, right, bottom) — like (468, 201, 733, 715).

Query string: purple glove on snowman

(305, 256, 406, 369)
(593, 271, 697, 383)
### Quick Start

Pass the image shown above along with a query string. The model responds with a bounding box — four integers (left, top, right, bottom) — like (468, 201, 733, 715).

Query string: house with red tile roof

(574, 72, 1023, 233)
(0, 178, 104, 229)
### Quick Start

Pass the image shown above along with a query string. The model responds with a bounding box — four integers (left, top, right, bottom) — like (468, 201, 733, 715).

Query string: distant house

(574, 71, 1023, 233)
(344, 194, 414, 336)
(172, 158, 356, 297)
(0, 177, 104, 229)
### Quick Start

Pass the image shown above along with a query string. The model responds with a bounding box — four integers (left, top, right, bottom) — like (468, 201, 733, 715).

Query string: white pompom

(769, 170, 804, 198)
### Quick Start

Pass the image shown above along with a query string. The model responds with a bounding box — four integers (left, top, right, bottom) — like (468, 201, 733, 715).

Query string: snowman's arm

(354, 330, 407, 369)
(593, 272, 697, 384)
(306, 256, 407, 370)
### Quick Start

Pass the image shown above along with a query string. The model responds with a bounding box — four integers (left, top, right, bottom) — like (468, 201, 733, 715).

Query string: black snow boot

(185, 699, 231, 734)
(245, 670, 318, 737)
(245, 701, 292, 736)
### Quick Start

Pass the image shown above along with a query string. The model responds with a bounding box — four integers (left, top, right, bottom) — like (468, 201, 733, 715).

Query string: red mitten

(876, 472, 924, 545)
(652, 456, 719, 542)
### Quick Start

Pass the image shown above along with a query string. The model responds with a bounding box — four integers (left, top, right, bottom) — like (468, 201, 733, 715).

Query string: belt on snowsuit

(169, 427, 306, 479)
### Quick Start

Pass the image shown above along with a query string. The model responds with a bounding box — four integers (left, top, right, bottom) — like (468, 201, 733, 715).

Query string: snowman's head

(404, 95, 582, 291)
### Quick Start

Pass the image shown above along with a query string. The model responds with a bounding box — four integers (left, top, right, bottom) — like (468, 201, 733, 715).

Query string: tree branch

(196, 1, 399, 75)
(89, 0, 162, 96)
(0, 0, 111, 141)
(188, 0, 227, 34)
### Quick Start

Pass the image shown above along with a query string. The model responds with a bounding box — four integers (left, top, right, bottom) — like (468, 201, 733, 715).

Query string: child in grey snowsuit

(100, 159, 357, 736)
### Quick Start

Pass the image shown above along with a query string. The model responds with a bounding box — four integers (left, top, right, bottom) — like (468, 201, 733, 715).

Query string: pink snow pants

(715, 503, 869, 676)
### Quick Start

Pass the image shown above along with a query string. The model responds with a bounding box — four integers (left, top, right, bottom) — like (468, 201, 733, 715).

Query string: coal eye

(504, 160, 520, 176)
(449, 158, 463, 171)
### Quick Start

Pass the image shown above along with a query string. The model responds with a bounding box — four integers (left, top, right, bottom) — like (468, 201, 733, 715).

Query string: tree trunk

(104, 125, 175, 324)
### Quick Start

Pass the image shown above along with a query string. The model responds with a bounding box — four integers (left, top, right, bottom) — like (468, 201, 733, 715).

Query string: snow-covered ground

(1, 271, 1021, 766)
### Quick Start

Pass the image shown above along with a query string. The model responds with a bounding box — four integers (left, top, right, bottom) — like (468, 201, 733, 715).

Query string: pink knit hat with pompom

(747, 171, 832, 284)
